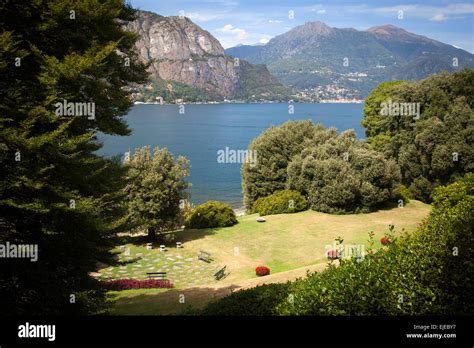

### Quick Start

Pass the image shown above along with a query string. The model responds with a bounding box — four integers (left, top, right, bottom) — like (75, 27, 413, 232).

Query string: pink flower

(327, 249, 339, 259)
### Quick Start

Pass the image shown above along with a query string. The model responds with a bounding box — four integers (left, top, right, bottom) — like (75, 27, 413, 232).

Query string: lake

(98, 103, 365, 208)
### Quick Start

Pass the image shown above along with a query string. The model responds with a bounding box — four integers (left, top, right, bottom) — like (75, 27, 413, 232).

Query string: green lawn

(104, 200, 430, 315)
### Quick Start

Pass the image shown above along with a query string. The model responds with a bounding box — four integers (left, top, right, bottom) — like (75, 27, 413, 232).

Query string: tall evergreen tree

(0, 0, 147, 314)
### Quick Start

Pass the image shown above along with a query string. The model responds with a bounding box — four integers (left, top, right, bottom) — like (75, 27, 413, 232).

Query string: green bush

(286, 131, 400, 213)
(184, 201, 237, 229)
(252, 190, 308, 216)
(200, 283, 290, 316)
(397, 184, 412, 204)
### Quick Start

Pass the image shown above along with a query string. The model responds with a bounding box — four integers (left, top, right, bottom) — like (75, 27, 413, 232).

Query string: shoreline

(233, 207, 246, 217)
(133, 100, 364, 106)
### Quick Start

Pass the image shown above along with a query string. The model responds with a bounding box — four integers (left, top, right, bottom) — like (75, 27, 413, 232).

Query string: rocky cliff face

(126, 11, 286, 98)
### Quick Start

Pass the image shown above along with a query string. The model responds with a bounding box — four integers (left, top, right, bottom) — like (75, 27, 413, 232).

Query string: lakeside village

(129, 84, 364, 105)
(133, 96, 364, 105)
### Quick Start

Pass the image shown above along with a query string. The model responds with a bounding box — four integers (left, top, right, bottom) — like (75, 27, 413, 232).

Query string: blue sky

(129, 0, 474, 52)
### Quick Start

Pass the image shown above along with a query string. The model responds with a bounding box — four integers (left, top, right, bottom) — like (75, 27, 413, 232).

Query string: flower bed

(104, 279, 174, 291)
(256, 266, 270, 276)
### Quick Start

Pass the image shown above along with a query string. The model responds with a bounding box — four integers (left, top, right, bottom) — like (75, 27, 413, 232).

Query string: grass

(104, 200, 430, 315)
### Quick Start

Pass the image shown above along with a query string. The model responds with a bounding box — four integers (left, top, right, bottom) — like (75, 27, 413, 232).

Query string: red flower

(380, 237, 390, 246)
(327, 249, 339, 259)
(103, 279, 174, 291)
(256, 266, 270, 276)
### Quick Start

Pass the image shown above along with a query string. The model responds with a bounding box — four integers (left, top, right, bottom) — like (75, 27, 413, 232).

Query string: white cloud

(351, 3, 474, 19)
(269, 19, 283, 24)
(310, 5, 326, 14)
(214, 24, 250, 47)
(186, 12, 219, 22)
(430, 13, 447, 22)
(259, 38, 270, 44)
(217, 24, 248, 40)
(203, 0, 239, 6)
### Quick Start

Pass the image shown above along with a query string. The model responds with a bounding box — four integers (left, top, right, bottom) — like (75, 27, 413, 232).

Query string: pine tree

(0, 0, 148, 314)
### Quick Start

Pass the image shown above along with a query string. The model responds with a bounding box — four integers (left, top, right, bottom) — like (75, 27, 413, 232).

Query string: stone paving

(96, 245, 218, 288)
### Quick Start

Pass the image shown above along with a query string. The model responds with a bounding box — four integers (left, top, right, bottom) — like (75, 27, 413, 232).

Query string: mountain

(125, 11, 290, 102)
(225, 22, 474, 98)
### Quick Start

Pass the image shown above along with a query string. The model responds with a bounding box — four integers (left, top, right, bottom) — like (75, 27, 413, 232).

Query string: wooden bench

(146, 272, 167, 279)
(213, 266, 227, 280)
(198, 250, 211, 262)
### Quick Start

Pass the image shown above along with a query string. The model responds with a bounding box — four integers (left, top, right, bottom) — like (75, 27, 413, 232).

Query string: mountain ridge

(225, 21, 474, 98)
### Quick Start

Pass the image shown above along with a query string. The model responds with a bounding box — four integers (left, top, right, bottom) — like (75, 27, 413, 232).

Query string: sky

(129, 0, 474, 52)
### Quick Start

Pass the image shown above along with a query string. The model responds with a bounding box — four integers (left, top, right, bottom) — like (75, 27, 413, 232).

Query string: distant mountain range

(226, 22, 474, 98)
(125, 11, 290, 102)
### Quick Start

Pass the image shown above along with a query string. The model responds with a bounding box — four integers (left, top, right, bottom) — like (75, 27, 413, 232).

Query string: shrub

(397, 184, 412, 204)
(104, 279, 174, 291)
(160, 233, 176, 243)
(178, 199, 195, 226)
(287, 137, 401, 213)
(252, 190, 308, 216)
(256, 266, 270, 276)
(184, 201, 237, 229)
(409, 176, 434, 203)
(200, 283, 290, 315)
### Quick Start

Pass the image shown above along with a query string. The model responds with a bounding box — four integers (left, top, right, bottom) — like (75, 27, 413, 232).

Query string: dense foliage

(0, 0, 147, 315)
(124, 146, 189, 239)
(184, 201, 237, 229)
(362, 69, 474, 202)
(200, 174, 473, 315)
(242, 121, 401, 213)
(252, 190, 307, 216)
(136, 78, 221, 103)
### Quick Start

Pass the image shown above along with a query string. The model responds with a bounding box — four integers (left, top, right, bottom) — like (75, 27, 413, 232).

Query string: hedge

(252, 190, 308, 216)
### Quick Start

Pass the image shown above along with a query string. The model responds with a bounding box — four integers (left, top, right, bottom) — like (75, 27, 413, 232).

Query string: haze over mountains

(226, 22, 474, 98)
(126, 11, 290, 102)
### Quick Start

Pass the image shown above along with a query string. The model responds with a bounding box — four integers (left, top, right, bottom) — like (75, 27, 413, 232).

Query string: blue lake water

(98, 103, 365, 208)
